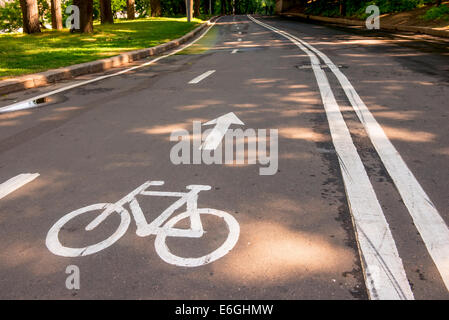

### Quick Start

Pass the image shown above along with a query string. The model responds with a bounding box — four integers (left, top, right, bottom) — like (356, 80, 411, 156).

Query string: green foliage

(422, 4, 449, 20)
(38, 0, 51, 24)
(0, 0, 274, 34)
(306, 0, 440, 18)
(136, 0, 151, 17)
(0, 0, 22, 32)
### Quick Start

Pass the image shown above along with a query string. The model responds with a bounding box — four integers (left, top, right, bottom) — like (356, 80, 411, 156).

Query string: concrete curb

(280, 12, 449, 39)
(0, 16, 219, 96)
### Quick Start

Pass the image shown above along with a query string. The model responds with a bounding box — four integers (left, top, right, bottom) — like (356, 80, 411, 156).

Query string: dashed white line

(249, 14, 414, 300)
(188, 70, 216, 84)
(0, 173, 40, 200)
(238, 38, 242, 42)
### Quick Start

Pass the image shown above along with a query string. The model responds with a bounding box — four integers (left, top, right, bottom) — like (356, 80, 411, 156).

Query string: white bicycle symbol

(46, 180, 240, 267)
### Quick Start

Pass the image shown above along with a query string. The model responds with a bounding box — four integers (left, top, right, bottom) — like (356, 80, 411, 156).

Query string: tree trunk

(220, 0, 225, 14)
(19, 0, 41, 34)
(127, 0, 135, 19)
(150, 0, 161, 17)
(72, 0, 93, 33)
(186, 0, 193, 21)
(201, 0, 208, 15)
(50, 0, 63, 30)
(194, 0, 200, 17)
(100, 0, 114, 24)
(339, 0, 346, 16)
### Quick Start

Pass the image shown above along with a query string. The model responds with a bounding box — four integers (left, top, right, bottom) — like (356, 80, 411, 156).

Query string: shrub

(422, 4, 449, 20)
(305, 0, 441, 18)
(0, 0, 22, 32)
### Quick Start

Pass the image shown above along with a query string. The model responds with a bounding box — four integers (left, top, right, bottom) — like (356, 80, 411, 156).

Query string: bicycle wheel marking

(46, 203, 131, 257)
(45, 180, 240, 267)
(155, 209, 240, 267)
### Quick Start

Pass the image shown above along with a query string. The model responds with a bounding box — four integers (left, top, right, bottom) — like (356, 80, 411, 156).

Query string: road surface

(0, 15, 448, 300)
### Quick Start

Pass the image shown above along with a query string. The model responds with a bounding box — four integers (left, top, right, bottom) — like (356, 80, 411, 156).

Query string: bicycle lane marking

(0, 173, 40, 200)
(0, 18, 221, 114)
(45, 181, 240, 267)
(248, 15, 413, 300)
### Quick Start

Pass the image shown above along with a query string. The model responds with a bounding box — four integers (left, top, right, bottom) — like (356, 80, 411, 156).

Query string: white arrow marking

(0, 173, 40, 200)
(200, 112, 244, 150)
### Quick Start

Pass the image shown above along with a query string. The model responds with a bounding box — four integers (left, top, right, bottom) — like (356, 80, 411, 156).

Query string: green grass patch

(0, 17, 204, 79)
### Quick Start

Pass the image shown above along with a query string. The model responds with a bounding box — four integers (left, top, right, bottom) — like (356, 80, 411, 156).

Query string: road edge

(279, 12, 449, 39)
(0, 16, 219, 96)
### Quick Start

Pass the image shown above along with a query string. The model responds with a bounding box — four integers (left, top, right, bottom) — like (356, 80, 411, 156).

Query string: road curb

(280, 12, 449, 39)
(0, 17, 219, 96)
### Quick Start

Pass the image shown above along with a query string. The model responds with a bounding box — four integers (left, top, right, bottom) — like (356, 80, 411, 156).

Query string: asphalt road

(0, 15, 448, 300)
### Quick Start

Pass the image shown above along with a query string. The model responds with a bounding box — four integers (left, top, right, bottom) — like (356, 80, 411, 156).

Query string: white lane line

(188, 70, 216, 84)
(0, 173, 40, 200)
(282, 25, 449, 291)
(255, 16, 449, 293)
(238, 38, 242, 42)
(238, 31, 242, 35)
(0, 19, 221, 114)
(231, 49, 238, 54)
(249, 15, 414, 300)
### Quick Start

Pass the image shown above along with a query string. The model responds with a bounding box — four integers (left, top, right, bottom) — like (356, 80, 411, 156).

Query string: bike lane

(0, 15, 366, 299)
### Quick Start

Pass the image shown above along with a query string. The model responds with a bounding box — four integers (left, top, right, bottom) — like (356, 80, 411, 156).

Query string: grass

(0, 17, 205, 79)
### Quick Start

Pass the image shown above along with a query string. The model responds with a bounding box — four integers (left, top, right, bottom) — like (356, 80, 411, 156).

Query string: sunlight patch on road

(214, 221, 354, 283)
(382, 125, 436, 143)
(279, 127, 327, 142)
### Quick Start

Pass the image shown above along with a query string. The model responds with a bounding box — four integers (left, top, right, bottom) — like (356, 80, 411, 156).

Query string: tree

(220, 0, 226, 14)
(19, 0, 41, 33)
(127, 0, 135, 19)
(72, 0, 93, 33)
(100, 0, 114, 24)
(339, 0, 346, 16)
(186, 0, 193, 21)
(150, 0, 162, 16)
(50, 0, 62, 30)
(194, 0, 200, 16)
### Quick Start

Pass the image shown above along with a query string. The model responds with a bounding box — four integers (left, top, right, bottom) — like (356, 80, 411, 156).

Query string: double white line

(248, 15, 449, 299)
